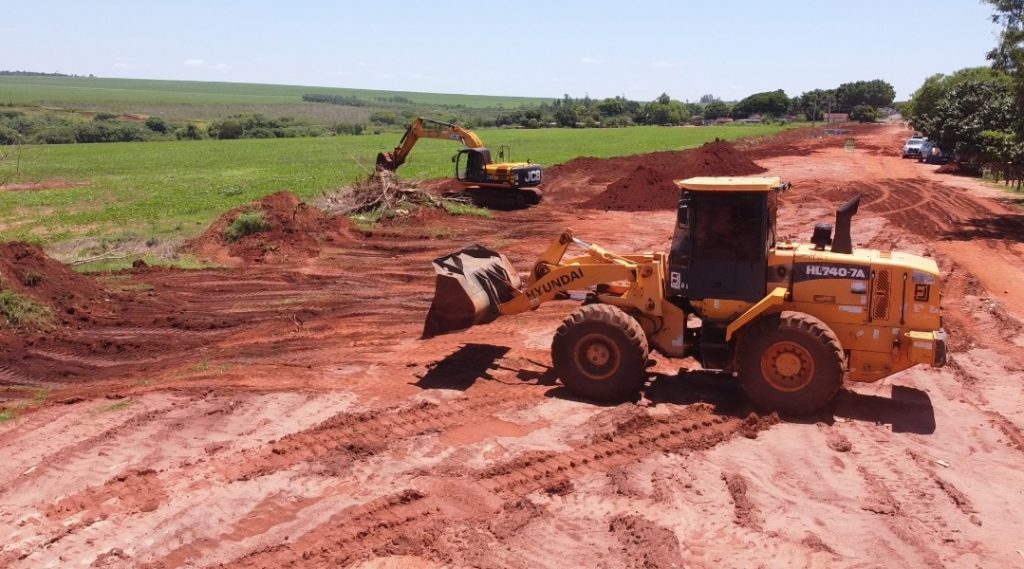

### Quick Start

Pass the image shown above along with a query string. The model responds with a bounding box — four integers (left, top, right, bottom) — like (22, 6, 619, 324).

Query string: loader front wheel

(552, 304, 649, 402)
(738, 311, 844, 415)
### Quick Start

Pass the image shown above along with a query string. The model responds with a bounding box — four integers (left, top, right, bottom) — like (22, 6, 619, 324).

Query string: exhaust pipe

(422, 245, 522, 338)
(831, 194, 860, 255)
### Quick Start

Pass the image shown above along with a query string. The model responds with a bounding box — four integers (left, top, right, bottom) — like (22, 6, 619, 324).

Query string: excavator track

(443, 188, 542, 210)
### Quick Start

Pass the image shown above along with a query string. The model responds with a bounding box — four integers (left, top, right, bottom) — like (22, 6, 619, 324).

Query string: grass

(0, 410, 13, 422)
(72, 254, 216, 273)
(0, 124, 792, 247)
(441, 201, 492, 218)
(0, 289, 55, 328)
(224, 209, 270, 241)
(97, 398, 133, 412)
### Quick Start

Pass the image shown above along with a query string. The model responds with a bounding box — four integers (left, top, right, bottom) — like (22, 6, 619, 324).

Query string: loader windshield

(693, 194, 762, 262)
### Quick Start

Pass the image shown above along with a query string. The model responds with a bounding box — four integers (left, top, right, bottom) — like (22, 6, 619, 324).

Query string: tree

(908, 67, 1012, 131)
(703, 100, 731, 119)
(554, 105, 578, 127)
(795, 89, 835, 121)
(733, 89, 789, 118)
(699, 94, 718, 104)
(834, 80, 896, 109)
(985, 0, 1024, 132)
(144, 116, 168, 134)
(849, 105, 879, 123)
(924, 75, 1015, 166)
(638, 95, 690, 125)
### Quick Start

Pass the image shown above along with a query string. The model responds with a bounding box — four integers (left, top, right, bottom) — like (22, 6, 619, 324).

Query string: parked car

(902, 137, 927, 158)
(918, 141, 954, 165)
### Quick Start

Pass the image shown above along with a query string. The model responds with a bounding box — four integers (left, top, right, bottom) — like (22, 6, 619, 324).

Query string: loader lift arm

(423, 230, 690, 357)
(376, 117, 485, 171)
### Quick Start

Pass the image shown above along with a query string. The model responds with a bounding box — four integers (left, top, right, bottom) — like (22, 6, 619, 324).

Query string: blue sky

(0, 0, 1003, 101)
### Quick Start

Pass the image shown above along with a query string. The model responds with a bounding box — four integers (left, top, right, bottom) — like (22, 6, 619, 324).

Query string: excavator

(422, 176, 947, 415)
(376, 117, 543, 209)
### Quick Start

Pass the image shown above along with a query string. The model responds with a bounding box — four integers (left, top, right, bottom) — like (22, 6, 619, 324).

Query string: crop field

(0, 76, 550, 109)
(0, 124, 789, 249)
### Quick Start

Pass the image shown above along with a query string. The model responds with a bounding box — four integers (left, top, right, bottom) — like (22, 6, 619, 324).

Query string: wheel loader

(376, 117, 543, 209)
(422, 176, 947, 414)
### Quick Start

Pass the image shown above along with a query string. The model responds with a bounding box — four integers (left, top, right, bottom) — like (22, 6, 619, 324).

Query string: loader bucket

(422, 245, 522, 338)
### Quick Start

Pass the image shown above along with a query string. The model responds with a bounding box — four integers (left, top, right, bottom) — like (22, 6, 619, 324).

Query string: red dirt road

(2, 125, 1024, 568)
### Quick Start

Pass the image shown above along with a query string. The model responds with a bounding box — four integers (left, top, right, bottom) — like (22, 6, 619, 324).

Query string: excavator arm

(376, 117, 485, 171)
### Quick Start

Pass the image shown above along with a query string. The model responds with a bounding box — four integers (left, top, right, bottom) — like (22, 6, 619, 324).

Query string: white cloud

(215, 63, 230, 70)
(357, 62, 369, 67)
(112, 63, 131, 69)
(185, 59, 205, 66)
(650, 61, 676, 68)
(580, 57, 603, 64)
(374, 73, 395, 79)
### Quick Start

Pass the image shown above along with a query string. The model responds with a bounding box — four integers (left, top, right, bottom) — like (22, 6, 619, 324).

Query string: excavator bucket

(376, 151, 399, 171)
(422, 245, 521, 338)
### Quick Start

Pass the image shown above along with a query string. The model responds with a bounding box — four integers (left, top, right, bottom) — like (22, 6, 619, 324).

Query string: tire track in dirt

(0, 405, 179, 496)
(214, 406, 777, 569)
(472, 406, 777, 498)
(45, 468, 167, 521)
(227, 392, 541, 481)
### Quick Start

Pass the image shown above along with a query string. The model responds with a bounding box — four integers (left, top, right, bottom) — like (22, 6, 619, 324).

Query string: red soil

(189, 191, 360, 264)
(581, 140, 767, 211)
(2, 125, 1024, 568)
(0, 242, 112, 324)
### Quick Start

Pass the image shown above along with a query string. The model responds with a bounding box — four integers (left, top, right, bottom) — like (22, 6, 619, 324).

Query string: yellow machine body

(422, 176, 947, 413)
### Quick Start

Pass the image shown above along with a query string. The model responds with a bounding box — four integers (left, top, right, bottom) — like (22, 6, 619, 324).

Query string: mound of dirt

(0, 242, 112, 323)
(582, 140, 767, 211)
(190, 192, 360, 264)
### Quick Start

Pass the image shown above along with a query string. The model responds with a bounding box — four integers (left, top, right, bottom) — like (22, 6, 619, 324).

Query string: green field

(0, 124, 789, 257)
(0, 76, 551, 109)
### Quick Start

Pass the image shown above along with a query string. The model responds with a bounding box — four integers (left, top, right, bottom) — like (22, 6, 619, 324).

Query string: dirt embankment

(189, 191, 361, 264)
(580, 140, 767, 211)
(0, 242, 113, 324)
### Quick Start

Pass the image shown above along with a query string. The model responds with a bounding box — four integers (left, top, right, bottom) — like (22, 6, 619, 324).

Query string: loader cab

(454, 148, 492, 183)
(668, 177, 783, 303)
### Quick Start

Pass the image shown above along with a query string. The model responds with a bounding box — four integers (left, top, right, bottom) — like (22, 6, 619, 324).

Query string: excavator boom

(376, 117, 484, 171)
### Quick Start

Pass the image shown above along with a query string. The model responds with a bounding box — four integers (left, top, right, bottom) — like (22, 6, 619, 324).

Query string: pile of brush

(323, 170, 462, 215)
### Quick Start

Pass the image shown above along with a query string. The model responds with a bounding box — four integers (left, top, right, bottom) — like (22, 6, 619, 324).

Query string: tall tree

(732, 90, 789, 118)
(834, 80, 896, 110)
(985, 0, 1024, 131)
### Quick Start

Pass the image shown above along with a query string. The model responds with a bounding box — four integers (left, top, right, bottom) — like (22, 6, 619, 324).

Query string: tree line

(0, 77, 898, 145)
(905, 0, 1024, 187)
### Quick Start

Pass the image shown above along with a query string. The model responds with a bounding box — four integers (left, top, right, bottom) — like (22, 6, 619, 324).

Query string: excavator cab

(454, 148, 492, 184)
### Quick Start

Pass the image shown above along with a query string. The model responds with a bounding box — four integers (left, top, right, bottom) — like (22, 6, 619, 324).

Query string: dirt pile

(582, 140, 767, 211)
(0, 242, 112, 324)
(190, 191, 360, 264)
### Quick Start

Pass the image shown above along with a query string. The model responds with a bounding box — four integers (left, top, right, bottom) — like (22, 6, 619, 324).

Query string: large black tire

(737, 311, 845, 415)
(551, 304, 649, 402)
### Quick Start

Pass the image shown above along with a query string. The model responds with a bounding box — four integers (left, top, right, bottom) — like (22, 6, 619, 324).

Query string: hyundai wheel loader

(376, 117, 543, 209)
(422, 176, 947, 414)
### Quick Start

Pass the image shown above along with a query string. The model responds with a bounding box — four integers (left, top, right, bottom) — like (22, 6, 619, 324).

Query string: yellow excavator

(423, 176, 947, 414)
(376, 117, 543, 209)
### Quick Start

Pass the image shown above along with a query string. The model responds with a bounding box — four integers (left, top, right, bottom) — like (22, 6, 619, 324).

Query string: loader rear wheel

(737, 311, 844, 415)
(552, 304, 649, 402)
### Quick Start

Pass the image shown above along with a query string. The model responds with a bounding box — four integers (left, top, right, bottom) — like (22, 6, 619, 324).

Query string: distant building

(825, 113, 849, 123)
